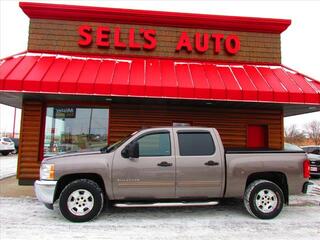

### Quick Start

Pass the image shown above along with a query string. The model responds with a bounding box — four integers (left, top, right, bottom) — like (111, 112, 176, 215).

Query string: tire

(244, 180, 284, 219)
(1, 151, 10, 156)
(59, 179, 104, 222)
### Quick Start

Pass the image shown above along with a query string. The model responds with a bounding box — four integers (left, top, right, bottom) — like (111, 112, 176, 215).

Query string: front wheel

(59, 179, 104, 222)
(244, 180, 284, 219)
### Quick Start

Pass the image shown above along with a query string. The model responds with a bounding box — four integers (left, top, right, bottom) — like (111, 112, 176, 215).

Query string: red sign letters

(78, 25, 157, 50)
(175, 32, 240, 55)
(78, 25, 240, 55)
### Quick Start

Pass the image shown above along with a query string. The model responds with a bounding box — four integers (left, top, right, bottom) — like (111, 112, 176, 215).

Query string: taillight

(303, 159, 310, 178)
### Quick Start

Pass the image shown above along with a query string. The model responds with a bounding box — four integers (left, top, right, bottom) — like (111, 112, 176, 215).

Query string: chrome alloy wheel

(255, 189, 278, 213)
(67, 189, 94, 216)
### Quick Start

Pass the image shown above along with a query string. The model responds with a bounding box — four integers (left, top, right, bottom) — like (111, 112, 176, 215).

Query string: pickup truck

(35, 127, 311, 222)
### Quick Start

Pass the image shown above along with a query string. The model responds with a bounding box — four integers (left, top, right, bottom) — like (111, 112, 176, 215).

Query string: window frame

(41, 103, 110, 160)
(177, 130, 216, 156)
(130, 130, 172, 157)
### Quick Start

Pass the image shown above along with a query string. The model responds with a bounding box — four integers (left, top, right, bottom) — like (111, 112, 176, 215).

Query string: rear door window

(178, 131, 215, 156)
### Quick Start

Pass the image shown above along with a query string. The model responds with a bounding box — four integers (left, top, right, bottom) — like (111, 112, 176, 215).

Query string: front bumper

(34, 180, 57, 209)
(310, 163, 320, 176)
(310, 172, 320, 176)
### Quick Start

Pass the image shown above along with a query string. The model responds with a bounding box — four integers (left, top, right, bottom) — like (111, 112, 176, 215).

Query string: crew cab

(34, 127, 311, 222)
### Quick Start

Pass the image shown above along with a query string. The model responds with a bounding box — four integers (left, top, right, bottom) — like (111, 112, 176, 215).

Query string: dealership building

(0, 2, 319, 184)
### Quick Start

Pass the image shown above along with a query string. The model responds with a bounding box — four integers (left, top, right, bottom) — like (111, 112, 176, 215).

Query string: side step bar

(114, 201, 219, 208)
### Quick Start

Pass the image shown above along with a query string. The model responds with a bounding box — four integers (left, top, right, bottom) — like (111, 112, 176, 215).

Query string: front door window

(137, 132, 171, 157)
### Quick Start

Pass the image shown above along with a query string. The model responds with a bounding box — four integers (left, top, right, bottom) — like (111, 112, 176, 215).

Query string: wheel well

(246, 172, 289, 204)
(54, 173, 107, 202)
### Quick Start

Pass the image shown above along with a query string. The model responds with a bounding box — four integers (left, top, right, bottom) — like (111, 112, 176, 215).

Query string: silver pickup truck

(35, 127, 311, 222)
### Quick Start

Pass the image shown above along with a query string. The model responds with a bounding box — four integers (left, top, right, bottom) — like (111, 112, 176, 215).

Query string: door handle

(204, 160, 219, 166)
(157, 161, 173, 167)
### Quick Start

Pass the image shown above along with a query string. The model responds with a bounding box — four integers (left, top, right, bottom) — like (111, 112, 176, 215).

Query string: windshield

(284, 143, 303, 151)
(302, 146, 320, 155)
(101, 131, 139, 153)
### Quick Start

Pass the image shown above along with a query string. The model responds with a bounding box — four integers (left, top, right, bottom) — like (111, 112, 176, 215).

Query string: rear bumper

(34, 180, 57, 209)
(0, 145, 15, 151)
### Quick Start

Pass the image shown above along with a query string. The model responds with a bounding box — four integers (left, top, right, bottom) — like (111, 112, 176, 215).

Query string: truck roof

(141, 126, 212, 129)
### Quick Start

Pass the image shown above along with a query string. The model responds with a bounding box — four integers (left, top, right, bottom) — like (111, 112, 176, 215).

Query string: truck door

(112, 129, 175, 199)
(174, 129, 224, 198)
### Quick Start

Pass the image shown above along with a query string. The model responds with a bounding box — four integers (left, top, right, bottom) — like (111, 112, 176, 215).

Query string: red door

(247, 125, 268, 148)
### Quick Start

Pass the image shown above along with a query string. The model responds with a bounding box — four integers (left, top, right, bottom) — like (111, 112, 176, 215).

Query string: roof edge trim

(19, 2, 291, 34)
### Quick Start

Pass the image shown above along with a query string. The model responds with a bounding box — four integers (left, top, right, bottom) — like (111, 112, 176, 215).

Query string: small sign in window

(53, 107, 76, 119)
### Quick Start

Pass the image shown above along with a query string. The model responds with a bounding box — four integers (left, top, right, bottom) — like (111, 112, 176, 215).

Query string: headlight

(40, 164, 55, 180)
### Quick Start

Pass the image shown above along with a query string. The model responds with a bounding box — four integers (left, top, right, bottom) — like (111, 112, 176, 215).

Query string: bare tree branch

(284, 124, 305, 145)
(304, 120, 320, 145)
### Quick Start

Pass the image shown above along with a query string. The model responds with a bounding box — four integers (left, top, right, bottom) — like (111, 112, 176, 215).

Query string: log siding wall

(28, 19, 281, 63)
(17, 101, 43, 181)
(109, 103, 283, 149)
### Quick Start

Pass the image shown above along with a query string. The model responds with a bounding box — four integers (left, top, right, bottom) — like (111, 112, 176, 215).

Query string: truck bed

(225, 148, 305, 154)
(224, 149, 306, 198)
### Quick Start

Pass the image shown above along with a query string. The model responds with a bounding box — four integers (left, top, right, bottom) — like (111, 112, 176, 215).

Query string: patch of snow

(0, 196, 319, 240)
(0, 155, 17, 179)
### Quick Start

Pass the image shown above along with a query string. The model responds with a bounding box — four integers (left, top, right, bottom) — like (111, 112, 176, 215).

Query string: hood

(307, 154, 320, 161)
(40, 149, 114, 180)
(42, 150, 101, 163)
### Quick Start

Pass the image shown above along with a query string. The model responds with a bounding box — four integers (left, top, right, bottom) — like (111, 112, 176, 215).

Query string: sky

(0, 0, 319, 134)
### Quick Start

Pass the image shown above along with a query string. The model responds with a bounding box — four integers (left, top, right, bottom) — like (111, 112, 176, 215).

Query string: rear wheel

(244, 180, 284, 219)
(59, 179, 104, 222)
(1, 151, 10, 156)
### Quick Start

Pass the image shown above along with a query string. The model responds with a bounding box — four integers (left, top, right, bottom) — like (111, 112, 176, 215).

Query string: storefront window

(44, 107, 109, 157)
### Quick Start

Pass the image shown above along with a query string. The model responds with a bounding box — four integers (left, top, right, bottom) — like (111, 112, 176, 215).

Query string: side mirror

(100, 145, 108, 153)
(128, 142, 139, 158)
(121, 142, 139, 158)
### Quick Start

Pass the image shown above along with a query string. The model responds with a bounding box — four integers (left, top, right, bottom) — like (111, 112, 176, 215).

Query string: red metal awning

(0, 52, 319, 104)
